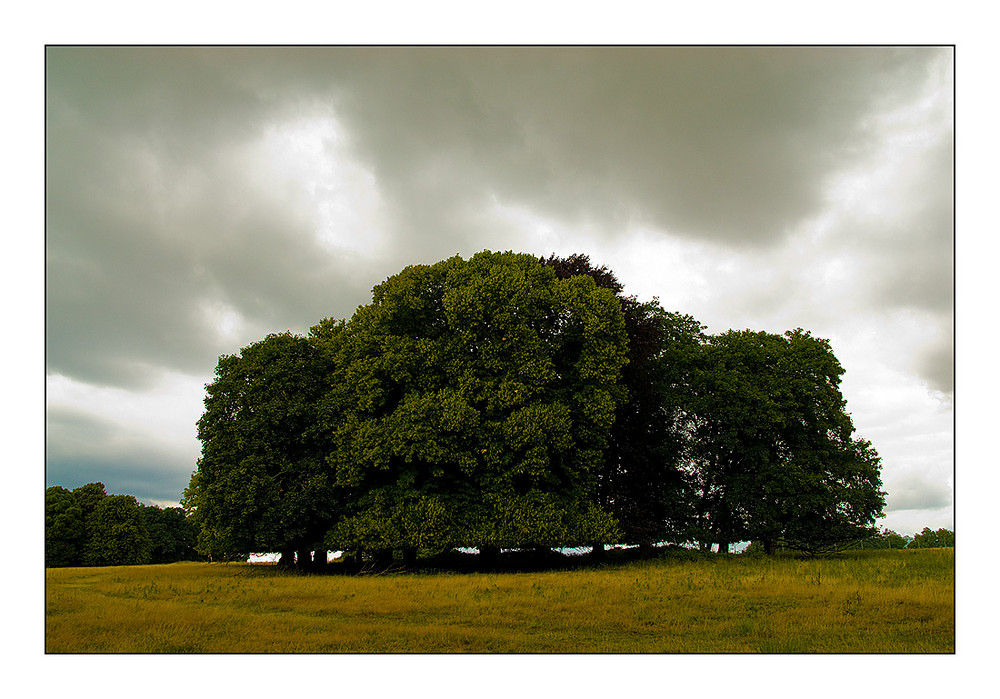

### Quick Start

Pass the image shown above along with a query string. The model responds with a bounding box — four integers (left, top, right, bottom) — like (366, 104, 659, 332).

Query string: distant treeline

(46, 482, 200, 567)
(744, 526, 954, 555)
(853, 526, 954, 550)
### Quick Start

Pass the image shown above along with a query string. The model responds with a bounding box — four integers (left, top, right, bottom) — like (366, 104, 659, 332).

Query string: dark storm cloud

(257, 47, 953, 408)
(46, 406, 193, 502)
(47, 46, 951, 397)
(296, 46, 935, 249)
(45, 47, 266, 168)
(47, 47, 381, 388)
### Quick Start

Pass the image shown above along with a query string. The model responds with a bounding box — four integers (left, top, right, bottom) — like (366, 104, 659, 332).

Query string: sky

(45, 45, 954, 538)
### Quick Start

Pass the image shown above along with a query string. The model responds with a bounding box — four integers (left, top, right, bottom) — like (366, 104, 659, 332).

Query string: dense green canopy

(316, 251, 629, 552)
(45, 486, 87, 567)
(82, 494, 153, 566)
(45, 482, 199, 567)
(184, 332, 336, 561)
(181, 250, 886, 565)
(541, 253, 705, 549)
(684, 329, 885, 553)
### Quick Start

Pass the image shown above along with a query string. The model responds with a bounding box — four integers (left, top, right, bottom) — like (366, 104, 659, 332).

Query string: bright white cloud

(198, 298, 245, 342)
(249, 111, 389, 258)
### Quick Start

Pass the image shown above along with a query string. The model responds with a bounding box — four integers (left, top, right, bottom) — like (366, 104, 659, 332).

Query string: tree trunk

(717, 541, 729, 554)
(296, 549, 312, 570)
(763, 539, 776, 556)
(402, 547, 417, 567)
(639, 542, 654, 559)
(479, 545, 500, 569)
(313, 549, 327, 569)
(277, 548, 295, 569)
(373, 548, 393, 567)
(532, 545, 552, 559)
(590, 543, 606, 559)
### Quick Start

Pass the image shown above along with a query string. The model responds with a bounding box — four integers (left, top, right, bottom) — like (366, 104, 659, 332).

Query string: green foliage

(46, 486, 87, 567)
(50, 251, 889, 565)
(141, 505, 199, 563)
(317, 251, 629, 552)
(908, 527, 954, 549)
(602, 304, 705, 545)
(756, 526, 953, 554)
(82, 494, 153, 566)
(72, 482, 108, 521)
(45, 483, 109, 567)
(683, 329, 885, 553)
(47, 482, 203, 567)
(181, 248, 888, 561)
(184, 332, 337, 561)
(542, 254, 705, 546)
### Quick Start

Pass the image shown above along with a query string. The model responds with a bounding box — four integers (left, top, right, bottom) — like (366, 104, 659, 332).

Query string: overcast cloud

(45, 46, 953, 537)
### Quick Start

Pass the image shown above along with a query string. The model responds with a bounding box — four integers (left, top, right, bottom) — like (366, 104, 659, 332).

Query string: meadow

(45, 548, 953, 653)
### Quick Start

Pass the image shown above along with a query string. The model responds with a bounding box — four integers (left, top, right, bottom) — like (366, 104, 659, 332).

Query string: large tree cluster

(182, 250, 885, 567)
(45, 482, 199, 567)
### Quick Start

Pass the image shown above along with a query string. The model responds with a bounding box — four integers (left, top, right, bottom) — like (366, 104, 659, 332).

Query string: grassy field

(45, 548, 953, 653)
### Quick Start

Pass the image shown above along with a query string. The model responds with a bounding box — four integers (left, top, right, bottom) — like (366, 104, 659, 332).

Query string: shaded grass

(45, 548, 953, 653)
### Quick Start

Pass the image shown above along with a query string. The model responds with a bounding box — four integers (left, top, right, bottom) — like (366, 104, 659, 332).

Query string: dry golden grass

(46, 548, 953, 653)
